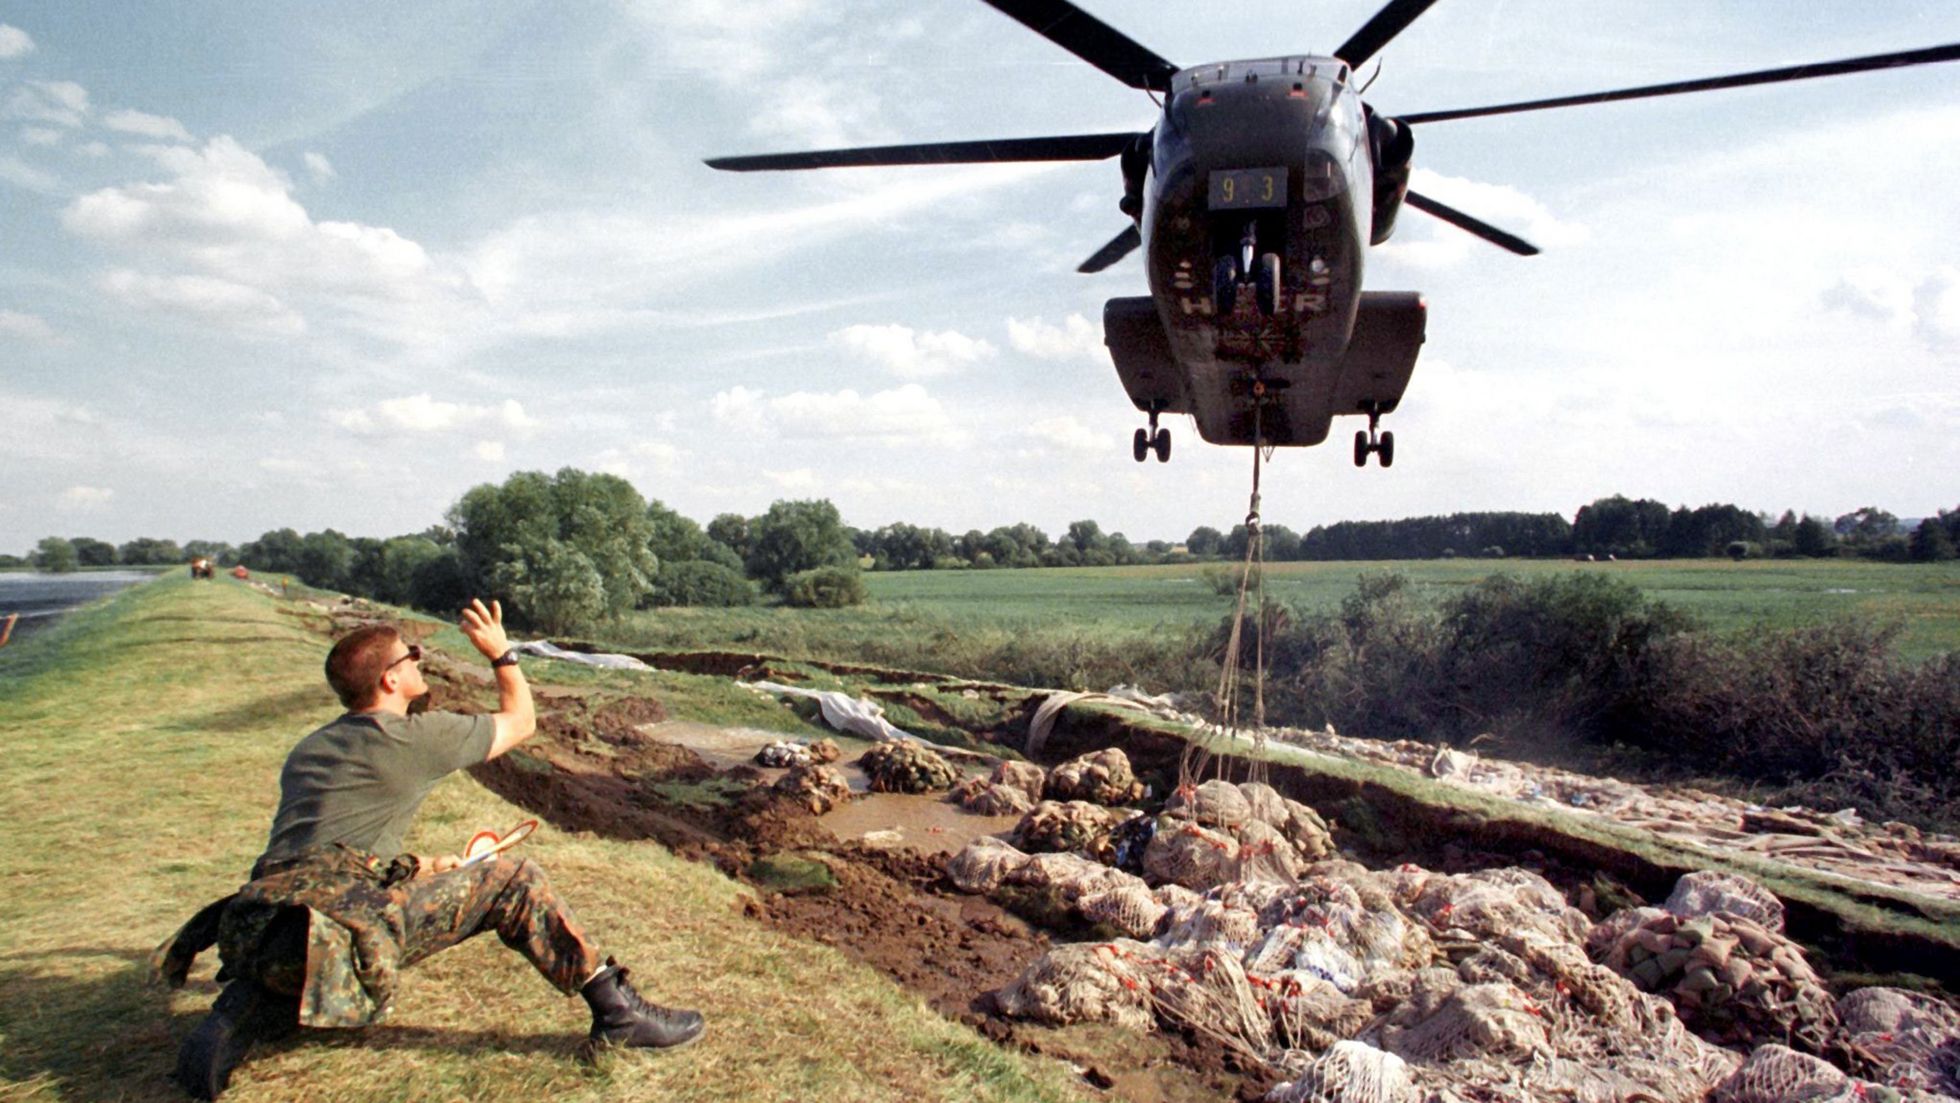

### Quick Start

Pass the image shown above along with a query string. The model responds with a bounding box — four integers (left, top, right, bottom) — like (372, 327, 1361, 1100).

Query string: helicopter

(709, 0, 1960, 468)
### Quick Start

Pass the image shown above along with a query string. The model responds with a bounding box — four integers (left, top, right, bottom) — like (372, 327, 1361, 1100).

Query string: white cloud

(103, 109, 192, 142)
(764, 467, 820, 491)
(710, 382, 962, 445)
(1, 393, 102, 462)
(631, 1, 886, 149)
(829, 322, 995, 379)
(78, 141, 108, 158)
(0, 24, 34, 59)
(0, 155, 59, 192)
(58, 485, 114, 511)
(473, 440, 505, 462)
(1007, 313, 1102, 362)
(329, 393, 539, 436)
(1911, 268, 1960, 349)
(60, 136, 457, 343)
(1024, 415, 1110, 455)
(6, 80, 88, 127)
(20, 125, 61, 146)
(0, 309, 55, 341)
(99, 268, 306, 336)
(1819, 269, 1913, 327)
(303, 151, 334, 182)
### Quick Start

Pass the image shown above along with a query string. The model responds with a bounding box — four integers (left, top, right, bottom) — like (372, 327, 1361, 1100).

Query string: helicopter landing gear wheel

(1213, 256, 1239, 313)
(1133, 427, 1150, 463)
(1153, 427, 1171, 462)
(1254, 252, 1281, 316)
(1354, 403, 1395, 467)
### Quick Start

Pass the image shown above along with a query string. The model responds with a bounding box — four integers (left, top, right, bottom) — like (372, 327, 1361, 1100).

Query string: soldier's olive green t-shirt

(260, 710, 495, 866)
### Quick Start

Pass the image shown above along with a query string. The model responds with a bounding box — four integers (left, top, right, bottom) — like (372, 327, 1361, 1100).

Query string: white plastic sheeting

(512, 639, 654, 671)
(746, 680, 918, 743)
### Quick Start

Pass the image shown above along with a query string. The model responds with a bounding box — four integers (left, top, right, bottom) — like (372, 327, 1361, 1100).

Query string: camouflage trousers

(155, 847, 603, 1028)
(398, 855, 603, 996)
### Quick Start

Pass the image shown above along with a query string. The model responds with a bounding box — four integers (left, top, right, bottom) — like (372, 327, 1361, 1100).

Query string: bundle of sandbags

(1012, 799, 1131, 854)
(1044, 747, 1146, 805)
(1595, 907, 1836, 1051)
(1836, 986, 1960, 1099)
(1144, 779, 1333, 890)
(774, 763, 852, 814)
(952, 760, 1045, 815)
(859, 740, 960, 793)
(755, 740, 812, 768)
(1711, 1043, 1903, 1103)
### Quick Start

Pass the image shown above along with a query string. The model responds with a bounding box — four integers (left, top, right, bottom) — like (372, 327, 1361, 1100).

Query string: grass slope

(0, 575, 1088, 1103)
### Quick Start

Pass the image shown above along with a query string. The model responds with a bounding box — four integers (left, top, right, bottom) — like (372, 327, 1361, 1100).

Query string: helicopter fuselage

(1106, 55, 1425, 453)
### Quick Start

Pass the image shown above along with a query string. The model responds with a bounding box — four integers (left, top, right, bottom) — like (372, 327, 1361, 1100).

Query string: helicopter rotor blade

(1403, 190, 1539, 256)
(1077, 224, 1140, 273)
(978, 0, 1180, 91)
(707, 132, 1143, 172)
(1335, 0, 1442, 68)
(1399, 42, 1960, 124)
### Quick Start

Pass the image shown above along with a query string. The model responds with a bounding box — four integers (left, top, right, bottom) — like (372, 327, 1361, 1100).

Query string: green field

(615, 558, 1960, 662)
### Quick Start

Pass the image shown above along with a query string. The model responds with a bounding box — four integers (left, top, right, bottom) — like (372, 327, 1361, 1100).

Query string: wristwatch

(491, 649, 520, 669)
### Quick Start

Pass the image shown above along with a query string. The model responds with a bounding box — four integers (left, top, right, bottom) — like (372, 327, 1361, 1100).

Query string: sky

(3, 1, 1958, 552)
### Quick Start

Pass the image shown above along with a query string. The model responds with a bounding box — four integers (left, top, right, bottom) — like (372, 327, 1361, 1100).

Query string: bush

(652, 560, 757, 607)
(1201, 563, 1261, 596)
(782, 565, 867, 608)
(1237, 571, 1959, 831)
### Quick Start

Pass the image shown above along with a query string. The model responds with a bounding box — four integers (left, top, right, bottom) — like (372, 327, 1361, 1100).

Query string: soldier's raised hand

(460, 597, 511, 661)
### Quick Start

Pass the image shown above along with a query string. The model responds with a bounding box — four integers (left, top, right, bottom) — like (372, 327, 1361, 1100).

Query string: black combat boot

(580, 957, 705, 1050)
(174, 980, 300, 1099)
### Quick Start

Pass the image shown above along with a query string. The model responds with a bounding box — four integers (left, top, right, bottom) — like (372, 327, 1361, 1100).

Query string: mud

(453, 676, 1258, 1101)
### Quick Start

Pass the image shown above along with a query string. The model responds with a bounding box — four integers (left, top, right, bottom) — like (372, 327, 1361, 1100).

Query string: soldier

(154, 599, 703, 1099)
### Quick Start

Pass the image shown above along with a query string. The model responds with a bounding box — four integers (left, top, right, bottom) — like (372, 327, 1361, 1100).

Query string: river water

(0, 570, 155, 648)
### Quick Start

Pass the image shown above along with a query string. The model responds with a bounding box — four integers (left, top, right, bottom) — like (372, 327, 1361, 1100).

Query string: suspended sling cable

(1181, 388, 1273, 792)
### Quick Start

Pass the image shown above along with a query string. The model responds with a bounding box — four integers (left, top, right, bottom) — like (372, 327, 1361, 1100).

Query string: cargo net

(950, 789, 1960, 1103)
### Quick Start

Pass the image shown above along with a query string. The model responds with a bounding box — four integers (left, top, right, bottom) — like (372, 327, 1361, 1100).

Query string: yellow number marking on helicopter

(1208, 167, 1287, 210)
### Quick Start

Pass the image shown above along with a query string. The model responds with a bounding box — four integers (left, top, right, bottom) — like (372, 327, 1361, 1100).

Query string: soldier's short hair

(326, 624, 403, 708)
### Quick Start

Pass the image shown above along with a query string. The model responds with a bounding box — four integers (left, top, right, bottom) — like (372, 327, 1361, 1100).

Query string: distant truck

(190, 558, 215, 580)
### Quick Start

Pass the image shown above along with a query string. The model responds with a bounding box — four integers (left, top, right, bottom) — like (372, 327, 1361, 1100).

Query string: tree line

(14, 476, 1957, 632)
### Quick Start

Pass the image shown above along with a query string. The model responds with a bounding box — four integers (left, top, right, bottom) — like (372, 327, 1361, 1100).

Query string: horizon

(3, 479, 1931, 555)
(5, 3, 1958, 549)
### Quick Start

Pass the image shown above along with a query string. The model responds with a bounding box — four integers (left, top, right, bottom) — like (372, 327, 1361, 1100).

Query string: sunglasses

(380, 644, 423, 680)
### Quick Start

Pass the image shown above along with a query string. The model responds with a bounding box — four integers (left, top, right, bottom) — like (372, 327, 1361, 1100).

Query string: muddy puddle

(641, 719, 1018, 856)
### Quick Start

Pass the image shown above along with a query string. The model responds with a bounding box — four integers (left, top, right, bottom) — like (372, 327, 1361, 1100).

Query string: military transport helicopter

(709, 0, 1960, 468)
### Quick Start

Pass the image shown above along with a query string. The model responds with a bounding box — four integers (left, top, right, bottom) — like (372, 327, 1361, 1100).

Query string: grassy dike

(0, 575, 1090, 1103)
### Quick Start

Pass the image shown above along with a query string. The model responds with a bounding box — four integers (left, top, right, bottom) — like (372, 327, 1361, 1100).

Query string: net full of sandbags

(858, 740, 960, 793)
(1666, 869, 1787, 932)
(1836, 986, 1960, 1098)
(946, 836, 1030, 894)
(1165, 778, 1254, 829)
(1266, 1040, 1417, 1103)
(1012, 799, 1126, 854)
(1711, 1043, 1904, 1103)
(1144, 816, 1243, 889)
(755, 740, 814, 768)
(952, 776, 1034, 815)
(1595, 907, 1837, 1052)
(773, 763, 852, 814)
(1044, 747, 1146, 805)
(991, 940, 1157, 1031)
